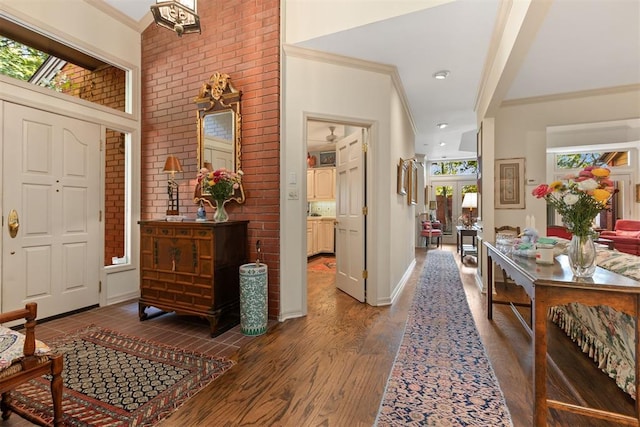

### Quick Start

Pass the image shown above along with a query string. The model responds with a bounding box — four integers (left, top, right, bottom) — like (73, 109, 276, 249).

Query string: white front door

(3, 103, 101, 318)
(335, 129, 365, 302)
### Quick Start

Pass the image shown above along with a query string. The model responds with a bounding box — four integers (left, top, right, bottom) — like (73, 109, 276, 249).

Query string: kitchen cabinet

(307, 217, 335, 256)
(138, 220, 248, 336)
(307, 168, 335, 200)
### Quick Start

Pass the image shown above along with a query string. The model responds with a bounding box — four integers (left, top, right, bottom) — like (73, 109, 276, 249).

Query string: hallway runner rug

(8, 326, 235, 426)
(375, 250, 513, 426)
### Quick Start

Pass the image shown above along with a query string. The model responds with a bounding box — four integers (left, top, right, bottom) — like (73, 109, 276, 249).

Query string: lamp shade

(429, 201, 437, 210)
(461, 193, 477, 209)
(163, 155, 183, 173)
(150, 0, 201, 36)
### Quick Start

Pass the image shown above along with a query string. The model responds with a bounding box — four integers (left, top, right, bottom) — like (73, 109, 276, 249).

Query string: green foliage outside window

(430, 160, 478, 176)
(556, 153, 602, 169)
(0, 37, 47, 81)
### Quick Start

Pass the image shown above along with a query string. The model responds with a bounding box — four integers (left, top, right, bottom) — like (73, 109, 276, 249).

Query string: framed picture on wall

(408, 160, 418, 205)
(319, 151, 336, 166)
(495, 158, 525, 209)
(397, 158, 408, 195)
(476, 123, 482, 195)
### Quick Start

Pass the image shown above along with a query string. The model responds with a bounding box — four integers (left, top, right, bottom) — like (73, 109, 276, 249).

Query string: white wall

(485, 87, 640, 247)
(0, 1, 142, 307)
(281, 46, 416, 319)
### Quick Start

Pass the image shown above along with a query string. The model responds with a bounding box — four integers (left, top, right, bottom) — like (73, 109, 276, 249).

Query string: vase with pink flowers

(196, 167, 242, 222)
(532, 165, 616, 278)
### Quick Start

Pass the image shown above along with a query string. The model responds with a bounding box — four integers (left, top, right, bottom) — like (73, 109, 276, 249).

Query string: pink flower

(531, 184, 550, 198)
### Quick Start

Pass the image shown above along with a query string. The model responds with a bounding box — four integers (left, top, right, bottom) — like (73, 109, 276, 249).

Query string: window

(555, 151, 630, 169)
(430, 160, 478, 176)
(0, 20, 127, 113)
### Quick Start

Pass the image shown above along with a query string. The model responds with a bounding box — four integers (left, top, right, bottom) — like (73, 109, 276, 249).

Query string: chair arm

(0, 303, 37, 358)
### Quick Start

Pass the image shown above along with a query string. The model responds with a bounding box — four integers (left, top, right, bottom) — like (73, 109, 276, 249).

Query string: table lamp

(428, 200, 437, 221)
(461, 193, 477, 225)
(163, 155, 183, 216)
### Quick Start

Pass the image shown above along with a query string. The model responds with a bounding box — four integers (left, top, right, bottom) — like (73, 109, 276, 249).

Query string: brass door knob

(8, 209, 19, 238)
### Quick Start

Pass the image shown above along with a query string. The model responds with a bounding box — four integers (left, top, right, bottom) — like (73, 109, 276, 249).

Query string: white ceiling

(101, 0, 640, 159)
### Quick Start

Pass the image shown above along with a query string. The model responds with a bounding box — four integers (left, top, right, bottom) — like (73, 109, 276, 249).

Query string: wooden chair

(0, 303, 63, 426)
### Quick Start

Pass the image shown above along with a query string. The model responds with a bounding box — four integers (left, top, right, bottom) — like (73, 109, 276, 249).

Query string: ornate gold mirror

(193, 72, 245, 206)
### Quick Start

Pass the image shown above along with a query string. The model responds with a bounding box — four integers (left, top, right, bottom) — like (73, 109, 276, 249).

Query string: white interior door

(335, 129, 365, 302)
(3, 103, 101, 318)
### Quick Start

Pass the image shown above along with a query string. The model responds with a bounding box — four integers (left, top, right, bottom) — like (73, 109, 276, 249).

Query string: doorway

(431, 180, 478, 245)
(305, 119, 367, 303)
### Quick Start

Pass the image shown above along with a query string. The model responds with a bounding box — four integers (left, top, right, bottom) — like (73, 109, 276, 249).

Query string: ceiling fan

(326, 126, 337, 142)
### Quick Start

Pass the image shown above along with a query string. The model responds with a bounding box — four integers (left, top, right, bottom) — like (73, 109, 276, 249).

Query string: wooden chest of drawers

(138, 220, 248, 336)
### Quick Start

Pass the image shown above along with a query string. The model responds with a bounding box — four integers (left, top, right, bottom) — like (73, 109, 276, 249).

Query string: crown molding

(84, 0, 141, 32)
(501, 83, 640, 107)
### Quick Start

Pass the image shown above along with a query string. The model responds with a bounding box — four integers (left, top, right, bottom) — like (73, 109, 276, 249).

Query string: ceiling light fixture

(432, 70, 450, 80)
(151, 0, 201, 37)
(436, 123, 448, 129)
(439, 142, 446, 146)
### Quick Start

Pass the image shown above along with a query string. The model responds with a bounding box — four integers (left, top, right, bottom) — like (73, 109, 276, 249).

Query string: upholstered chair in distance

(422, 221, 443, 249)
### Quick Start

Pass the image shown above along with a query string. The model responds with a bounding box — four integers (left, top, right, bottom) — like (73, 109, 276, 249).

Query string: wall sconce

(163, 155, 183, 216)
(150, 0, 201, 37)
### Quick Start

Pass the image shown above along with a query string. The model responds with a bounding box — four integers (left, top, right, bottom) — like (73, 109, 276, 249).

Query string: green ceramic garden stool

(239, 263, 268, 336)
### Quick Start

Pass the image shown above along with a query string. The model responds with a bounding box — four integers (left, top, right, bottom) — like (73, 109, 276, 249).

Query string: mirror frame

(193, 72, 245, 206)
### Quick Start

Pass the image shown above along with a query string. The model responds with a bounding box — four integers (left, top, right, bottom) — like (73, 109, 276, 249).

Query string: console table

(139, 220, 248, 336)
(484, 242, 640, 426)
(456, 226, 477, 257)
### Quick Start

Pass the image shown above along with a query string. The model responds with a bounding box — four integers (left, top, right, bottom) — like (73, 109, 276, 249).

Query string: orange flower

(591, 168, 610, 178)
(592, 188, 611, 202)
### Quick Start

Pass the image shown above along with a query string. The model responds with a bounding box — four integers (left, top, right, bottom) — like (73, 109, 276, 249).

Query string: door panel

(3, 103, 101, 318)
(335, 130, 365, 302)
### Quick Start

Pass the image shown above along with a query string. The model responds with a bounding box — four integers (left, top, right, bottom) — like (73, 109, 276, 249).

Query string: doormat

(7, 326, 234, 426)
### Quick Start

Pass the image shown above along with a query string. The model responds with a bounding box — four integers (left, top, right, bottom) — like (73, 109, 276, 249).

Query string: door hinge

(362, 206, 368, 215)
(362, 270, 368, 279)
(362, 142, 368, 153)
(99, 210, 102, 222)
(99, 281, 102, 293)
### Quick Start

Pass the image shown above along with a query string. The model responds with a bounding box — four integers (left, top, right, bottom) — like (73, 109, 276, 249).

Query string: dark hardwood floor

(3, 246, 632, 426)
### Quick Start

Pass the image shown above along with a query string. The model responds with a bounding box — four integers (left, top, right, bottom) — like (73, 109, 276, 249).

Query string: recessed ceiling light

(439, 142, 446, 146)
(433, 70, 450, 80)
(436, 123, 448, 129)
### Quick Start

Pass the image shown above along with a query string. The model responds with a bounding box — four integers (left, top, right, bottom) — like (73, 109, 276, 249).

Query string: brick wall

(141, 0, 281, 317)
(61, 64, 126, 265)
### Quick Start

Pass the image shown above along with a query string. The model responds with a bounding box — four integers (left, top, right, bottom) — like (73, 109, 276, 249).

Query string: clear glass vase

(213, 199, 229, 223)
(567, 234, 596, 278)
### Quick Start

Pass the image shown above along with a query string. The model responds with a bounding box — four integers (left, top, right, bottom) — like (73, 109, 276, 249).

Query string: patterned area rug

(9, 326, 234, 426)
(307, 256, 336, 272)
(376, 250, 513, 426)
